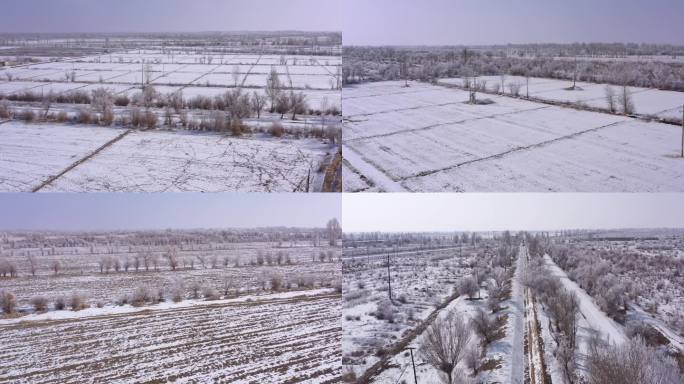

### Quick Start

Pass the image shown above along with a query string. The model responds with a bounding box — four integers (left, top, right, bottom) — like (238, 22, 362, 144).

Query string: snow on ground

(543, 254, 627, 377)
(342, 160, 373, 192)
(438, 76, 684, 122)
(342, 246, 475, 378)
(0, 290, 341, 383)
(370, 296, 474, 384)
(0, 121, 332, 192)
(543, 254, 627, 345)
(344, 81, 684, 192)
(40, 129, 329, 192)
(0, 121, 125, 191)
(0, 288, 334, 325)
(627, 303, 684, 353)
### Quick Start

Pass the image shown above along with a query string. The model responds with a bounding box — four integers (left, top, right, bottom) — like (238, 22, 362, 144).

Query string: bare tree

(50, 260, 61, 275)
(288, 91, 307, 120)
(27, 255, 37, 276)
(232, 65, 241, 87)
(265, 66, 282, 112)
(618, 85, 635, 115)
(470, 307, 499, 345)
(326, 218, 341, 246)
(421, 313, 474, 384)
(250, 91, 267, 119)
(605, 85, 617, 113)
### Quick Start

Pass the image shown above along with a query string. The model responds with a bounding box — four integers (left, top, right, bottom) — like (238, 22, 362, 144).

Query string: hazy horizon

(0, 193, 341, 231)
(343, 194, 684, 232)
(0, 0, 342, 34)
(344, 0, 684, 46)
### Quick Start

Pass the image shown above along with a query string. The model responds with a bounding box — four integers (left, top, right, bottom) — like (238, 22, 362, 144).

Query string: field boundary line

(344, 105, 550, 143)
(436, 80, 683, 127)
(31, 128, 134, 192)
(239, 54, 262, 88)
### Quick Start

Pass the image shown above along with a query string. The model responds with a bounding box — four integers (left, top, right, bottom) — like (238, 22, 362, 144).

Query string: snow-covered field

(341, 236, 517, 383)
(0, 50, 341, 108)
(0, 230, 342, 383)
(438, 76, 684, 122)
(0, 39, 342, 192)
(0, 121, 333, 192)
(0, 290, 341, 383)
(343, 81, 684, 192)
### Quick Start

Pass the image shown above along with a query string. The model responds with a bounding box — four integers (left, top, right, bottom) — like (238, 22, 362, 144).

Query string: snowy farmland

(438, 76, 684, 123)
(0, 228, 343, 383)
(342, 234, 521, 383)
(0, 33, 342, 192)
(343, 81, 684, 192)
(341, 230, 684, 383)
(0, 121, 332, 192)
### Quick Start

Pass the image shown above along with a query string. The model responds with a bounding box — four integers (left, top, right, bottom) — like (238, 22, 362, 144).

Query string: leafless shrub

(0, 291, 17, 314)
(56, 110, 68, 123)
(69, 292, 87, 311)
(190, 282, 201, 299)
(131, 286, 153, 307)
(170, 280, 185, 303)
(270, 275, 283, 292)
(77, 109, 92, 124)
(114, 95, 130, 107)
(458, 276, 479, 299)
(470, 307, 498, 345)
(0, 100, 10, 119)
(18, 109, 36, 122)
(143, 109, 157, 129)
(269, 122, 285, 137)
(587, 336, 680, 384)
(202, 285, 220, 300)
(130, 107, 143, 127)
(374, 299, 395, 323)
(30, 296, 48, 312)
(508, 82, 522, 96)
(54, 296, 66, 310)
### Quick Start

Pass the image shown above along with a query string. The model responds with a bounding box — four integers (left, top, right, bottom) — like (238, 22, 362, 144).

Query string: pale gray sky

(343, 193, 684, 232)
(344, 0, 684, 45)
(0, 193, 340, 231)
(0, 0, 341, 33)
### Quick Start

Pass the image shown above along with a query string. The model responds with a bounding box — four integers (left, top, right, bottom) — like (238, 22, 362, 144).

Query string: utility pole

(407, 347, 418, 384)
(387, 252, 392, 301)
(681, 105, 683, 157)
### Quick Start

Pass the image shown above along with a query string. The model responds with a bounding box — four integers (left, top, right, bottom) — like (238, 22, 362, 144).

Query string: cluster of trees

(420, 300, 510, 384)
(0, 272, 342, 316)
(526, 257, 580, 383)
(551, 246, 634, 323)
(343, 46, 684, 91)
(0, 246, 343, 278)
